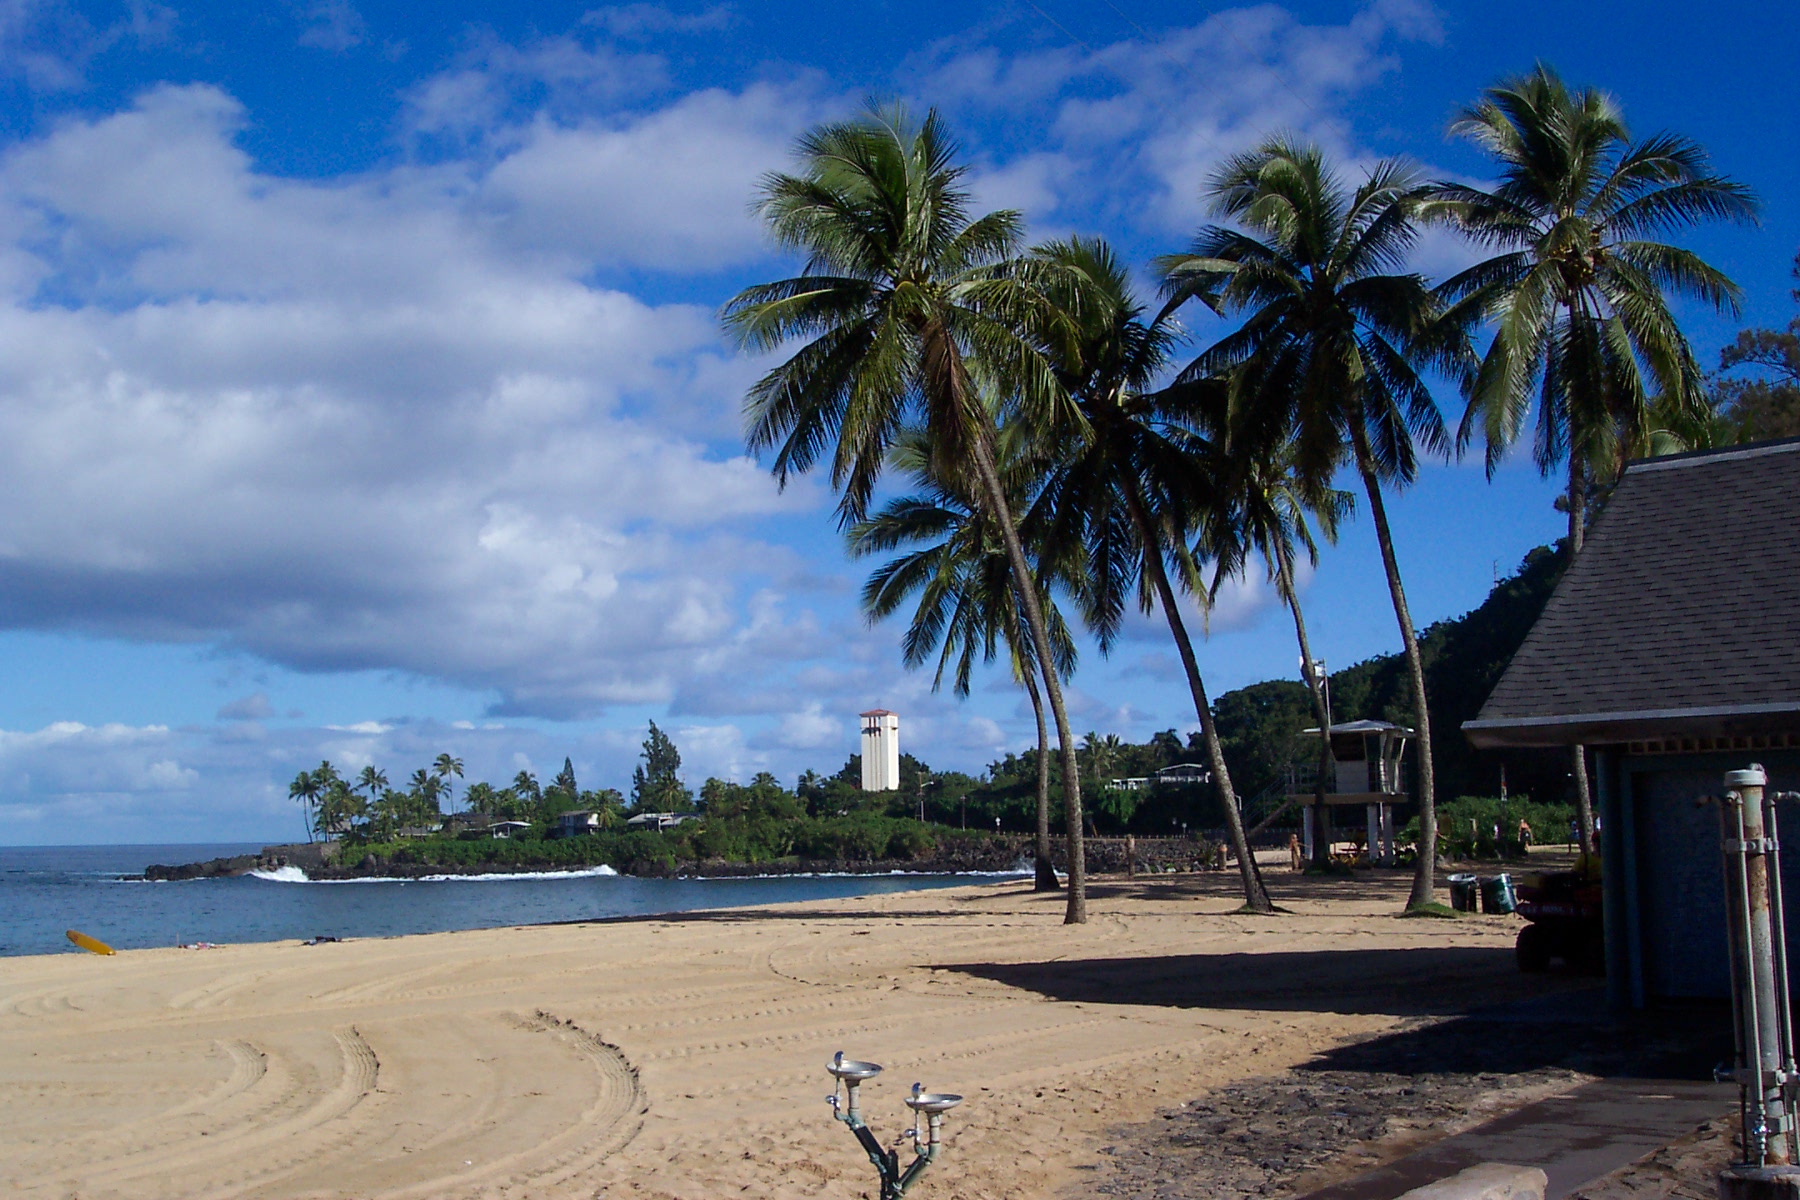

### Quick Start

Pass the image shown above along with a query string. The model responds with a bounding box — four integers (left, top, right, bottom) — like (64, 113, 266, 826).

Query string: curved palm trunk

(1350, 423, 1437, 910)
(968, 430, 1087, 923)
(1274, 541, 1336, 870)
(1123, 486, 1273, 913)
(1566, 449, 1597, 862)
(1021, 670, 1060, 891)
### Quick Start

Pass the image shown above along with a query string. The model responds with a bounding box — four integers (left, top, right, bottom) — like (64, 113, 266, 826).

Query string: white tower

(859, 710, 900, 791)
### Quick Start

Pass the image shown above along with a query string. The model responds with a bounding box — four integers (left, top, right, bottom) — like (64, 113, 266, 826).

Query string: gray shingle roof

(1465, 438, 1800, 748)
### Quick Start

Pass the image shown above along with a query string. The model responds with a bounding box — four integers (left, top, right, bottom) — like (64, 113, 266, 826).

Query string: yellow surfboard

(66, 929, 115, 955)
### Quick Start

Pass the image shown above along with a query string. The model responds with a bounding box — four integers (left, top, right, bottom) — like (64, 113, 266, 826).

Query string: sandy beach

(1, 872, 1570, 1200)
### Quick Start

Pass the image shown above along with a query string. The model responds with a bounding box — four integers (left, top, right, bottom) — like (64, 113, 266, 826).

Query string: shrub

(1402, 795, 1575, 861)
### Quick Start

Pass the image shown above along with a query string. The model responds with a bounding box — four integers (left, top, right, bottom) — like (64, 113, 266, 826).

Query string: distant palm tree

(1158, 139, 1465, 910)
(409, 768, 444, 818)
(1028, 236, 1273, 910)
(288, 769, 322, 842)
(1429, 63, 1757, 857)
(513, 770, 541, 803)
(463, 781, 498, 816)
(592, 791, 626, 830)
(433, 753, 465, 810)
(318, 778, 363, 841)
(849, 429, 1077, 892)
(357, 765, 388, 805)
(1081, 732, 1126, 801)
(723, 105, 1094, 921)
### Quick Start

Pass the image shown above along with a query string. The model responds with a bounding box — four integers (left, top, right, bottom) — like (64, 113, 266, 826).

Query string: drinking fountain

(827, 1051, 962, 1199)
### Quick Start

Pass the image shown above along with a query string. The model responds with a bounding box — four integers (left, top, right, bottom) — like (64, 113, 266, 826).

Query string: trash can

(1481, 873, 1517, 915)
(1447, 872, 1479, 912)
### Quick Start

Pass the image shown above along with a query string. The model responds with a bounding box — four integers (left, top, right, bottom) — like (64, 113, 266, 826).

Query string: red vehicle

(1513, 864, 1604, 972)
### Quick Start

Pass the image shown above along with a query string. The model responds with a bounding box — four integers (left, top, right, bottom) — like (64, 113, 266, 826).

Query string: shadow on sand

(943, 947, 1730, 1078)
(942, 946, 1525, 1017)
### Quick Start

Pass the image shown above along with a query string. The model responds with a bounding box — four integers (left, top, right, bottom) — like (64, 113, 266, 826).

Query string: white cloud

(478, 82, 821, 271)
(581, 5, 738, 39)
(0, 81, 845, 719)
(904, 0, 1443, 233)
(768, 702, 841, 750)
(0, 720, 195, 799)
(296, 0, 366, 52)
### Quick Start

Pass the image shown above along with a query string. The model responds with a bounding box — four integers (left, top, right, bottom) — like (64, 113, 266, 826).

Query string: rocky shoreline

(136, 833, 1222, 882)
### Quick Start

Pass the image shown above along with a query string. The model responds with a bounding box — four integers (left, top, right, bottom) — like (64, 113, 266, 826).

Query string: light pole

(1301, 655, 1333, 864)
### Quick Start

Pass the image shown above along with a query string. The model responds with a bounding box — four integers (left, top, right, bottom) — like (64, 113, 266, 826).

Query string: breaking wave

(250, 864, 620, 884)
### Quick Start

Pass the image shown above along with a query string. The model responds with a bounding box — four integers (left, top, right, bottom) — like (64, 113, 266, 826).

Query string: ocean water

(0, 844, 1020, 958)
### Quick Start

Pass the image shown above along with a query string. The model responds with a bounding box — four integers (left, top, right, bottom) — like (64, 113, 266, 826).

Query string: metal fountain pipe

(826, 1055, 960, 1200)
(1725, 766, 1793, 1165)
(1769, 789, 1800, 1166)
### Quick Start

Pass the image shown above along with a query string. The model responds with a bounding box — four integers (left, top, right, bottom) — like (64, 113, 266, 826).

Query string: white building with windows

(859, 709, 900, 791)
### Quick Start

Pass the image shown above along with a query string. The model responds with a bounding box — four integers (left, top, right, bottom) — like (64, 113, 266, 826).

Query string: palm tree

(849, 428, 1077, 892)
(1158, 139, 1465, 910)
(409, 768, 445, 819)
(357, 765, 388, 806)
(463, 781, 498, 815)
(513, 770, 541, 803)
(722, 105, 1094, 921)
(288, 768, 322, 842)
(1028, 236, 1274, 911)
(318, 777, 363, 840)
(1204, 420, 1353, 868)
(1429, 63, 1757, 858)
(433, 753, 465, 810)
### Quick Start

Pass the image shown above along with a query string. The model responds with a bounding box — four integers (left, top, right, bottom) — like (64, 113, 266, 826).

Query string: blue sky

(0, 0, 1792, 844)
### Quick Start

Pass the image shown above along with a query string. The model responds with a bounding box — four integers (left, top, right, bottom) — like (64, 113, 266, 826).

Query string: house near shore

(1464, 438, 1800, 1008)
(555, 810, 602, 837)
(1109, 763, 1214, 791)
(625, 812, 697, 832)
(489, 820, 531, 839)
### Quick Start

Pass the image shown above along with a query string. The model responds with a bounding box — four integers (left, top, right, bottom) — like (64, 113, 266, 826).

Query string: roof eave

(1464, 702, 1800, 749)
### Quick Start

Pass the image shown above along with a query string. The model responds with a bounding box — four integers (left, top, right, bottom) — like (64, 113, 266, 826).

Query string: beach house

(555, 810, 602, 838)
(624, 812, 696, 832)
(1464, 438, 1800, 1007)
(1109, 763, 1214, 791)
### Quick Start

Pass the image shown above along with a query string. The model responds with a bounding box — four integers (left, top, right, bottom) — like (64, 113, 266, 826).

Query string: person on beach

(1518, 819, 1533, 855)
(1288, 833, 1303, 871)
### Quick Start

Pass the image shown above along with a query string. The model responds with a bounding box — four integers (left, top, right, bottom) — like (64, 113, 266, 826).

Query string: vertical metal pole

(1728, 765, 1790, 1165)
(1722, 797, 1753, 1158)
(1732, 783, 1769, 1163)
(1765, 789, 1799, 1162)
(1302, 806, 1314, 861)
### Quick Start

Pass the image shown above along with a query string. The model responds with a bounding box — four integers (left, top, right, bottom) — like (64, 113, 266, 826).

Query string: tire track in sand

(375, 1009, 644, 1199)
(71, 1026, 380, 1197)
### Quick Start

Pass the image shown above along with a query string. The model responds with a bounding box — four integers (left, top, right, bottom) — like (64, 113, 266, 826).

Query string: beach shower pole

(1720, 766, 1799, 1167)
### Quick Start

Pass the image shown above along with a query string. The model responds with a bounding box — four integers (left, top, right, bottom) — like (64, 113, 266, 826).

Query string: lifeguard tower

(1287, 719, 1412, 864)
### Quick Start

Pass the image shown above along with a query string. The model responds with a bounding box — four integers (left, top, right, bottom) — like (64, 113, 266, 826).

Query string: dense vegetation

(1410, 796, 1579, 862)
(296, 534, 1577, 879)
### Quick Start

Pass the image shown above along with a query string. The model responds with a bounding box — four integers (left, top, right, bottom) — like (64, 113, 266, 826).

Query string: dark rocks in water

(142, 841, 337, 881)
(142, 854, 259, 881)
